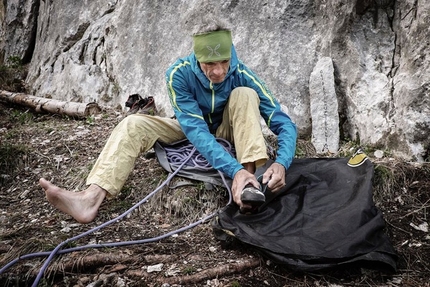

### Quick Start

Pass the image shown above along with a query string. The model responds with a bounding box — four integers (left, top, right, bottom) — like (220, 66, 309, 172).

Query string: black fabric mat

(212, 158, 398, 272)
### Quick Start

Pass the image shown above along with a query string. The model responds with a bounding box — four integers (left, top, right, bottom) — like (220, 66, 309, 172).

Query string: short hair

(182, 1, 232, 36)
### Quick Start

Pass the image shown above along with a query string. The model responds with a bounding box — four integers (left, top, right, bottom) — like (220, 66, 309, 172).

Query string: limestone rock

(309, 57, 339, 154)
(0, 0, 428, 161)
(0, 0, 38, 64)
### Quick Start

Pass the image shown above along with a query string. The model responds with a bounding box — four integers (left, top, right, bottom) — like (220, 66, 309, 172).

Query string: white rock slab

(309, 57, 339, 154)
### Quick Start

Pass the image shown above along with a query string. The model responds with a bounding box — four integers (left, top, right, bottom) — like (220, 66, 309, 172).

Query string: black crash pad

(212, 158, 397, 272)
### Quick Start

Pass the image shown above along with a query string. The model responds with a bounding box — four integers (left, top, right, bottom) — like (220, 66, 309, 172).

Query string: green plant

(111, 80, 121, 96)
(0, 55, 27, 92)
(10, 110, 34, 124)
(7, 56, 22, 68)
(296, 139, 317, 158)
(119, 185, 133, 199)
(295, 145, 306, 157)
(372, 163, 396, 203)
(3, 130, 17, 140)
(86, 115, 95, 125)
(0, 56, 22, 76)
(182, 266, 197, 275)
(374, 164, 394, 184)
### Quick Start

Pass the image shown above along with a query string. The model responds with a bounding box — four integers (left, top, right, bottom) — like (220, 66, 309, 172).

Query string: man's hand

(261, 162, 286, 192)
(231, 169, 260, 210)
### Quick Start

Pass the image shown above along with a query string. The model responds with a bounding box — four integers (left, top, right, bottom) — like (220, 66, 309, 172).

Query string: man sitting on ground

(39, 16, 297, 223)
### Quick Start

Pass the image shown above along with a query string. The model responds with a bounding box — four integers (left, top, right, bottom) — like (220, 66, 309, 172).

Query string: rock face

(0, 0, 38, 63)
(1, 0, 429, 161)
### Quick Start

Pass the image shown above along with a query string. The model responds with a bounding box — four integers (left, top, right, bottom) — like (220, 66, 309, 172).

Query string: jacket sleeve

(166, 65, 243, 179)
(237, 63, 298, 170)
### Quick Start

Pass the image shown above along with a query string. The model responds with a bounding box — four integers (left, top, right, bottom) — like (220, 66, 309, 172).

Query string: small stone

(374, 150, 384, 158)
(147, 263, 164, 273)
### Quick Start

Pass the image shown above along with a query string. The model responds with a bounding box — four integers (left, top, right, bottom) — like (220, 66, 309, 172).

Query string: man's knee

(231, 87, 257, 97)
(121, 114, 152, 127)
(229, 87, 259, 107)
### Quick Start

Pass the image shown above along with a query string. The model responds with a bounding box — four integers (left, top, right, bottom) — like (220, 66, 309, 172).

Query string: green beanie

(193, 30, 232, 63)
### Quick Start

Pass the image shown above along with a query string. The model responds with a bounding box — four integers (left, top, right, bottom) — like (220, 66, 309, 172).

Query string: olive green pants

(87, 87, 268, 197)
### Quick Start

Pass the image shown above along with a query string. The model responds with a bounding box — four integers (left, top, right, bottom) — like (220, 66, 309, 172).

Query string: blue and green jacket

(165, 45, 297, 179)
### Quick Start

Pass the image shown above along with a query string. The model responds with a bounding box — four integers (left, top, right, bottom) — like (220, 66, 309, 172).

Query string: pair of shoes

(125, 94, 158, 116)
(240, 184, 266, 214)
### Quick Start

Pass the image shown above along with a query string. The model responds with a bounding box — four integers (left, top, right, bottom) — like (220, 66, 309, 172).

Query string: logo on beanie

(207, 44, 221, 58)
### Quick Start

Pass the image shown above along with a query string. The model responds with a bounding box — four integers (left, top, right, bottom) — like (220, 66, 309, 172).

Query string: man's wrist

(232, 167, 245, 178)
(274, 160, 287, 170)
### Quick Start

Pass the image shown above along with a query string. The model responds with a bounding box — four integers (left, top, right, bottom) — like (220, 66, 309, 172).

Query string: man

(39, 21, 297, 223)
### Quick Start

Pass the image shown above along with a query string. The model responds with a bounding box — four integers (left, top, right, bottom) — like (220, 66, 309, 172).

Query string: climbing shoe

(347, 148, 368, 167)
(125, 94, 158, 116)
(240, 184, 266, 212)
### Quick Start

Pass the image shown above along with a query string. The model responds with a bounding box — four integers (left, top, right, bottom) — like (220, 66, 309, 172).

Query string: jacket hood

(190, 44, 239, 89)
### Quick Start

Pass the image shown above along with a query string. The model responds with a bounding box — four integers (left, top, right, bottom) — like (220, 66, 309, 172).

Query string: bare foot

(39, 178, 106, 224)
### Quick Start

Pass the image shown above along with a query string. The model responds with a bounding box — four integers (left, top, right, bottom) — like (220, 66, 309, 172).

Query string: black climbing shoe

(240, 184, 266, 212)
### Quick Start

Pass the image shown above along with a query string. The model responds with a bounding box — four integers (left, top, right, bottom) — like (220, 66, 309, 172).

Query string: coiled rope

(0, 139, 234, 287)
(164, 138, 236, 171)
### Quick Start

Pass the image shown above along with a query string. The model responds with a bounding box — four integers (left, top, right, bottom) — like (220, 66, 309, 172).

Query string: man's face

(200, 60, 230, 84)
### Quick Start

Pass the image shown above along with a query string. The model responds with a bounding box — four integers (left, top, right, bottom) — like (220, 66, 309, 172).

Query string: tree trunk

(0, 90, 101, 118)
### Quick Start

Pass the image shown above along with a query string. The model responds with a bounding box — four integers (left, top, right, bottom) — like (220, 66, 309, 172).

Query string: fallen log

(19, 252, 177, 278)
(2, 248, 260, 284)
(0, 90, 101, 118)
(159, 258, 261, 285)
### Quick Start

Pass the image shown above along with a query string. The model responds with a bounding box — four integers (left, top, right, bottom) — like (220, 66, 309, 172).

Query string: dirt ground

(0, 98, 429, 287)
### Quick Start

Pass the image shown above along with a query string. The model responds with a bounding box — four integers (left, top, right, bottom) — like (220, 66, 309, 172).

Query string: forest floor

(1, 101, 429, 287)
(0, 66, 429, 286)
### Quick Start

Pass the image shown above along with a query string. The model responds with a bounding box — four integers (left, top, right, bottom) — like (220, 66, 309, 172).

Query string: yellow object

(347, 149, 368, 167)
